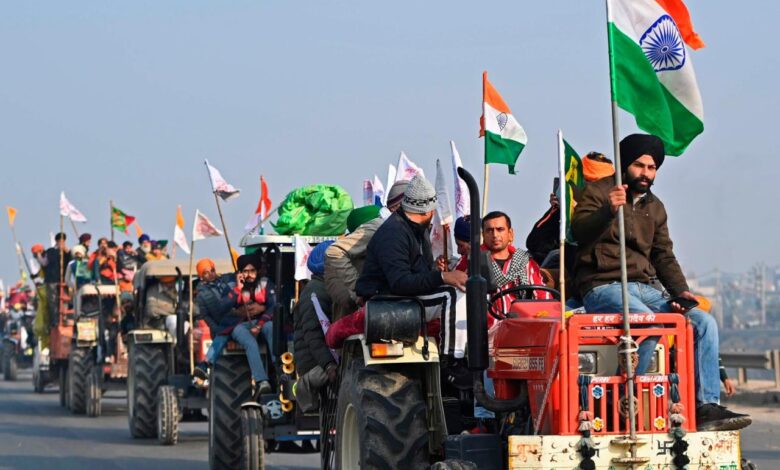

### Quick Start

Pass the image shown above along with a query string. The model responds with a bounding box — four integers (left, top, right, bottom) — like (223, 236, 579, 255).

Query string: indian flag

(609, 0, 704, 155)
(480, 72, 527, 174)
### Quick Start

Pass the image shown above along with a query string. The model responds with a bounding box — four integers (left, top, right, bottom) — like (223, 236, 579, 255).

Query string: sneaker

(193, 362, 209, 382)
(696, 403, 752, 431)
(252, 380, 272, 401)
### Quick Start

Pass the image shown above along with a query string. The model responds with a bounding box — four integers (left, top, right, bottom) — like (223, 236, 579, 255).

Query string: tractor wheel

(59, 364, 69, 407)
(335, 353, 429, 470)
(4, 352, 17, 381)
(430, 460, 478, 470)
(241, 406, 265, 470)
(209, 353, 252, 470)
(157, 385, 179, 445)
(127, 343, 167, 438)
(86, 369, 102, 417)
(68, 348, 92, 414)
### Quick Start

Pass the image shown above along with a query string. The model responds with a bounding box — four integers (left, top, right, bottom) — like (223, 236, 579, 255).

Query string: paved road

(0, 370, 318, 470)
(1, 370, 777, 469)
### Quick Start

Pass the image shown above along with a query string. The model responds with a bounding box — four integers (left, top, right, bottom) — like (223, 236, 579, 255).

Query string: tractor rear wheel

(68, 348, 91, 414)
(335, 353, 429, 470)
(127, 343, 167, 438)
(241, 406, 265, 470)
(209, 353, 252, 470)
(4, 352, 17, 381)
(86, 369, 102, 417)
(157, 385, 179, 445)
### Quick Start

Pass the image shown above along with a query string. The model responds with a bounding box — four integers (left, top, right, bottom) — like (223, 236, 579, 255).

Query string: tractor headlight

(647, 350, 660, 374)
(578, 352, 598, 375)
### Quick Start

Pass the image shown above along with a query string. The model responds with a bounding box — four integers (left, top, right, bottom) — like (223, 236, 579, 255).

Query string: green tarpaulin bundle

(272, 184, 354, 236)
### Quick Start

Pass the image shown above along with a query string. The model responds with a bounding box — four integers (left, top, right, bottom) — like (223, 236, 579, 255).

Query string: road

(0, 370, 777, 469)
(0, 371, 319, 470)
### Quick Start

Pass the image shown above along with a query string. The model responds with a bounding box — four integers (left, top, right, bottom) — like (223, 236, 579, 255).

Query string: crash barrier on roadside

(721, 349, 780, 388)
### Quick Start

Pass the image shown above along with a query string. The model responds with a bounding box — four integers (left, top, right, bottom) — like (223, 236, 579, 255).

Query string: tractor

(322, 167, 746, 469)
(30, 283, 74, 404)
(67, 284, 127, 417)
(1, 302, 36, 381)
(208, 235, 335, 470)
(125, 259, 231, 440)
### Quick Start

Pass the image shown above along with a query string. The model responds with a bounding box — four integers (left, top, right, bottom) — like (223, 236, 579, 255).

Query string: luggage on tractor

(67, 284, 127, 417)
(320, 168, 745, 470)
(208, 235, 335, 470)
(153, 258, 232, 446)
(125, 259, 231, 441)
(1, 303, 36, 381)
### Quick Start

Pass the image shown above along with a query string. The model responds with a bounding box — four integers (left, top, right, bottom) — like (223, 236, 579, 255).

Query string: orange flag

(6, 207, 17, 226)
(134, 222, 143, 238)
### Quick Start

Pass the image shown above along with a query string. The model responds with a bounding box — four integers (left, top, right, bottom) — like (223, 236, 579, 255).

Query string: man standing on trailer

(572, 133, 750, 431)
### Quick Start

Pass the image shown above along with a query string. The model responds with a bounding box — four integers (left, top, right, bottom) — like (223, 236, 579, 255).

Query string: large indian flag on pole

(609, 0, 705, 155)
(480, 72, 527, 174)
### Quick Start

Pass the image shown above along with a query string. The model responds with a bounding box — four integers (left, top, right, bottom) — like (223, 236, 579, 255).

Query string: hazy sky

(1, 1, 778, 286)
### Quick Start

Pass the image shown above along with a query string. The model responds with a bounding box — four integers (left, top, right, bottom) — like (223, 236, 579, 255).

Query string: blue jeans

(231, 320, 274, 382)
(474, 371, 495, 419)
(206, 335, 229, 364)
(583, 282, 720, 406)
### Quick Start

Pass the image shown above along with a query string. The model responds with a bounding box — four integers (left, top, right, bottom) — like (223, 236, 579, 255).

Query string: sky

(1, 1, 778, 287)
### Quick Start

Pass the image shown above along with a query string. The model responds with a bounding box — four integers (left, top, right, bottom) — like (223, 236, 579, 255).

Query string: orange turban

(31, 243, 45, 254)
(196, 258, 216, 278)
(582, 157, 616, 182)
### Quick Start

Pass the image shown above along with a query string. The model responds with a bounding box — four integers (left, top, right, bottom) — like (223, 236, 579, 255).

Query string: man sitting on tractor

(571, 133, 750, 431)
(353, 174, 468, 357)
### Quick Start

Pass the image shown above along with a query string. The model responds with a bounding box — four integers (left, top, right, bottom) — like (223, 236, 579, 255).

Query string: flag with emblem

(111, 205, 136, 234)
(396, 152, 424, 181)
(480, 72, 528, 174)
(450, 141, 470, 218)
(562, 137, 584, 236)
(192, 210, 223, 241)
(608, 0, 704, 155)
(205, 159, 240, 201)
(60, 192, 87, 222)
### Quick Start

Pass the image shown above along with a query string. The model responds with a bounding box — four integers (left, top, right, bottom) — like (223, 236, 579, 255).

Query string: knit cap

(386, 180, 410, 208)
(401, 174, 437, 214)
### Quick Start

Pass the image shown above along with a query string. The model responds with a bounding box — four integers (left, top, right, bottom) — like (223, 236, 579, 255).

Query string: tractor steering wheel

(487, 285, 561, 321)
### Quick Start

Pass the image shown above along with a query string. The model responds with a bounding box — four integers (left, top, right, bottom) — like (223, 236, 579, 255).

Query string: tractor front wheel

(241, 406, 265, 470)
(157, 385, 179, 445)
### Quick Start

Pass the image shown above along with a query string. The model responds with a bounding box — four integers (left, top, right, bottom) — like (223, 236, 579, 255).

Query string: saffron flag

(134, 223, 143, 238)
(192, 210, 223, 241)
(6, 207, 17, 226)
(59, 192, 87, 222)
(396, 152, 424, 181)
(480, 72, 528, 174)
(450, 141, 470, 219)
(173, 206, 190, 255)
(205, 159, 240, 201)
(244, 176, 273, 232)
(608, 0, 704, 154)
(111, 206, 136, 233)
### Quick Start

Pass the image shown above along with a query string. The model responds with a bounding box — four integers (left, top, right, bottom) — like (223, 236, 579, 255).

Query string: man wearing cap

(324, 205, 383, 320)
(385, 180, 409, 213)
(572, 133, 749, 431)
(37, 232, 72, 327)
(356, 174, 468, 357)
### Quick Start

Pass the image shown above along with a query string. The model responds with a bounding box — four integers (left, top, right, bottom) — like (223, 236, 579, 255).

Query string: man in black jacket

(293, 241, 337, 412)
(356, 174, 467, 357)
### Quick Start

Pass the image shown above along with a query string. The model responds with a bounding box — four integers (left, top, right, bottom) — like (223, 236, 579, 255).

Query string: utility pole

(759, 263, 767, 326)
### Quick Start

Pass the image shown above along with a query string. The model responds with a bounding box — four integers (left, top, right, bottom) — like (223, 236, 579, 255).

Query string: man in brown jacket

(572, 133, 749, 431)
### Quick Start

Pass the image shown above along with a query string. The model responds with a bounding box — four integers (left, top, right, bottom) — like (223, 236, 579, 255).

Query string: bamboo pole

(442, 225, 450, 272)
(212, 193, 237, 272)
(557, 130, 567, 331)
(69, 217, 80, 239)
(187, 240, 195, 375)
(605, 0, 637, 450)
(109, 200, 115, 243)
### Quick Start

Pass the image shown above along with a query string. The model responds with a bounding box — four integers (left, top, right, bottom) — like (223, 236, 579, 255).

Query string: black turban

(619, 134, 665, 173)
(236, 253, 261, 272)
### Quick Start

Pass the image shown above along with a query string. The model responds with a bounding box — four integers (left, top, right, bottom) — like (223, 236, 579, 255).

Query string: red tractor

(323, 168, 745, 469)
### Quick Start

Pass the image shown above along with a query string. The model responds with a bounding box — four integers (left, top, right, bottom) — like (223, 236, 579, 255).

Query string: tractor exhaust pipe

(457, 167, 528, 413)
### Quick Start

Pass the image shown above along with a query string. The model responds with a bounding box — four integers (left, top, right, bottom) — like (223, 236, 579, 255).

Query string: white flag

(435, 159, 454, 226)
(49, 232, 56, 247)
(385, 164, 397, 198)
(362, 179, 374, 206)
(395, 152, 424, 181)
(59, 192, 87, 222)
(293, 235, 313, 281)
(430, 211, 445, 261)
(205, 159, 240, 201)
(372, 175, 385, 206)
(173, 225, 190, 254)
(450, 141, 470, 219)
(192, 209, 223, 241)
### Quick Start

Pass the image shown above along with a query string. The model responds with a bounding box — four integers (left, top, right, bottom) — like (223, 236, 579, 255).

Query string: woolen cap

(401, 174, 437, 214)
(386, 180, 410, 207)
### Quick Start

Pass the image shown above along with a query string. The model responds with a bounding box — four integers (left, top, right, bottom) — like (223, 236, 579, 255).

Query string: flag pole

(557, 130, 567, 332)
(482, 71, 490, 216)
(59, 214, 66, 301)
(110, 200, 115, 242)
(187, 239, 196, 375)
(606, 0, 638, 450)
(442, 225, 450, 272)
(171, 206, 179, 260)
(69, 217, 80, 239)
(203, 162, 238, 271)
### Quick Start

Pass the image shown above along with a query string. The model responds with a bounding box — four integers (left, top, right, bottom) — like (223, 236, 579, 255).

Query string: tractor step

(609, 438, 648, 446)
(611, 456, 651, 464)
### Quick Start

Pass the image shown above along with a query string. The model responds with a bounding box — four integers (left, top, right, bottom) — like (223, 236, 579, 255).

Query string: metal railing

(721, 350, 780, 388)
